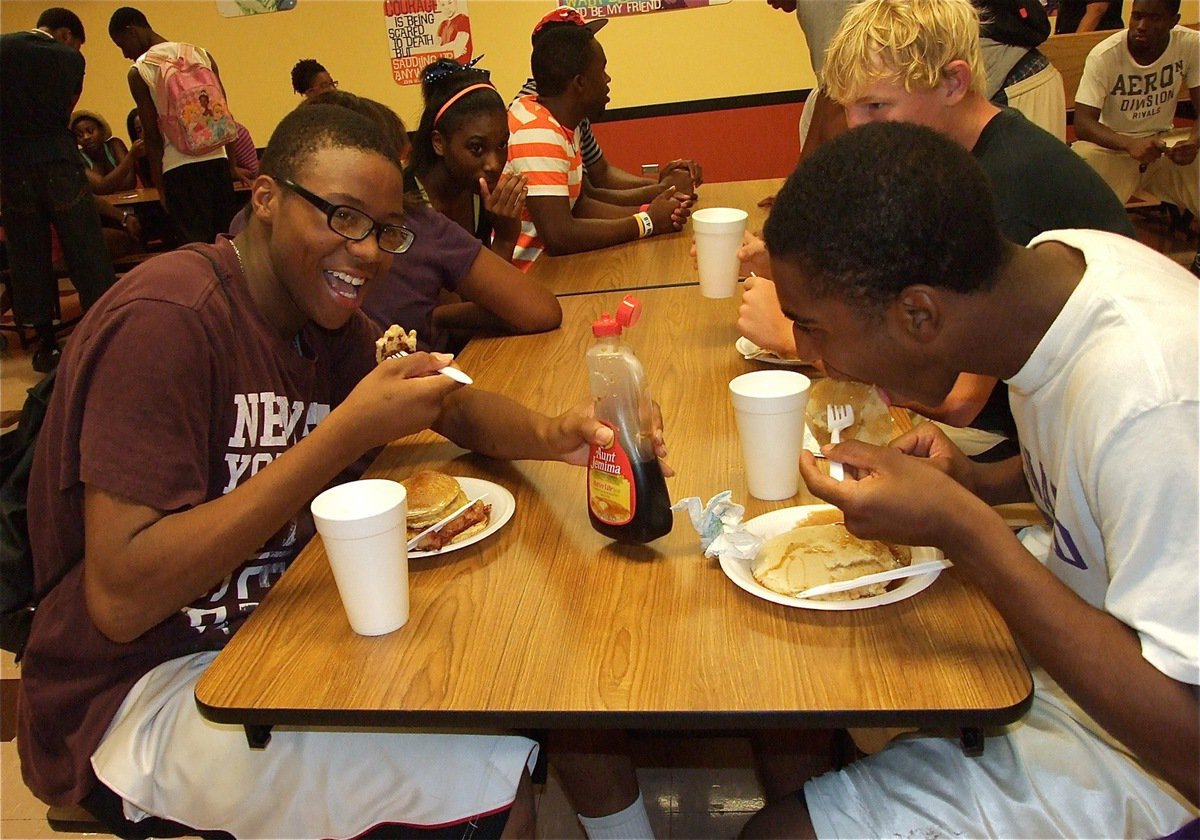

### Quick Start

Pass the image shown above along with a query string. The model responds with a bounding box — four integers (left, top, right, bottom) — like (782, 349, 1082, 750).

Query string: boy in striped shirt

(517, 8, 702, 208)
(506, 24, 691, 271)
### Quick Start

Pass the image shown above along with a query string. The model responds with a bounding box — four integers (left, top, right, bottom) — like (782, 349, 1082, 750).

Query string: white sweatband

(634, 211, 653, 239)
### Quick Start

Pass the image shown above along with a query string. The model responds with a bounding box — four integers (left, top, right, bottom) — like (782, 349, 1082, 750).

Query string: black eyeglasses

(278, 178, 415, 254)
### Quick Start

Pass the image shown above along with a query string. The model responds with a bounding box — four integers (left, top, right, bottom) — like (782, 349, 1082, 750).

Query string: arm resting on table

(526, 194, 639, 256)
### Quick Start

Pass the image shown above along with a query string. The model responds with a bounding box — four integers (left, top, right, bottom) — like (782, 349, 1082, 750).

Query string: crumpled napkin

(1017, 523, 1052, 564)
(671, 491, 764, 560)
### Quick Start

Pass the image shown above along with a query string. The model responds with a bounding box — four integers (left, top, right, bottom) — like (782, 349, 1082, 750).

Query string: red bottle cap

(616, 295, 641, 328)
(592, 312, 622, 337)
(593, 296, 641, 337)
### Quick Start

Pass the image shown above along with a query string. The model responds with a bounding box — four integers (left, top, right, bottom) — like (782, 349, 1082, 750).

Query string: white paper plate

(736, 336, 813, 367)
(719, 504, 943, 610)
(409, 477, 515, 558)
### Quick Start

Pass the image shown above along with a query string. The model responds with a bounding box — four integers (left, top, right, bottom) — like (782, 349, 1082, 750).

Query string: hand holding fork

(826, 404, 855, 481)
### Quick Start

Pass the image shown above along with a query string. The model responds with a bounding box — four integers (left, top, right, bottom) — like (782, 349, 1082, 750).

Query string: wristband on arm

(634, 211, 653, 239)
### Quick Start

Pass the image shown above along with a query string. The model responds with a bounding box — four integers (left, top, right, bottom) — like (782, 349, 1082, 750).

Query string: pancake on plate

(401, 470, 491, 551)
(752, 521, 912, 601)
(806, 378, 896, 446)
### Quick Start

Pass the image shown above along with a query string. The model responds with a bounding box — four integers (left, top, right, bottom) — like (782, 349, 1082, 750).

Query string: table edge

(194, 690, 1034, 732)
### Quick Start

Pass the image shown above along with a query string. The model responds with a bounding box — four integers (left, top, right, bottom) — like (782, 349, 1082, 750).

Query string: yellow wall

(5, 0, 1195, 148)
(2, 0, 815, 146)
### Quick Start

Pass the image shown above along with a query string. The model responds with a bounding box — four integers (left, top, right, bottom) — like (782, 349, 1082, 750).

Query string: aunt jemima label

(588, 421, 635, 525)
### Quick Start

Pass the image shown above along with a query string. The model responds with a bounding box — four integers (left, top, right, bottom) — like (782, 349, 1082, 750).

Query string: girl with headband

(406, 58, 528, 263)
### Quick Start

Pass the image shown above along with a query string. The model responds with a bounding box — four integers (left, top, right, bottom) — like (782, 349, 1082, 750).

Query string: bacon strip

(416, 501, 491, 551)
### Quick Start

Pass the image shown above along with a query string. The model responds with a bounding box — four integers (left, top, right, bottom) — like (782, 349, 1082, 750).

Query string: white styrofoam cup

(693, 207, 749, 298)
(729, 370, 812, 500)
(311, 479, 409, 636)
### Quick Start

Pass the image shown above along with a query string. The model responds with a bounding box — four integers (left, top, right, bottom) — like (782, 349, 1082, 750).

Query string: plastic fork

(826, 403, 855, 481)
(383, 350, 473, 385)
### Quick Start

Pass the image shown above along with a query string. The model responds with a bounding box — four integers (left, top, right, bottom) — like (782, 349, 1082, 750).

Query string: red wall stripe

(589, 101, 807, 184)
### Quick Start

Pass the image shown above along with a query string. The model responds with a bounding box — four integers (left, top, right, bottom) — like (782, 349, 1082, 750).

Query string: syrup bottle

(586, 295, 673, 544)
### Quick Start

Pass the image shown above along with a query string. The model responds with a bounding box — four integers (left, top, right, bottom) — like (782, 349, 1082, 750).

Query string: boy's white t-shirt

(1008, 228, 1198, 690)
(1075, 26, 1200, 136)
(134, 42, 227, 174)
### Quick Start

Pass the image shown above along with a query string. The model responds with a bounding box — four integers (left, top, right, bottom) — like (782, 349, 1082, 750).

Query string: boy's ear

(893, 286, 942, 342)
(940, 59, 973, 105)
(250, 175, 278, 221)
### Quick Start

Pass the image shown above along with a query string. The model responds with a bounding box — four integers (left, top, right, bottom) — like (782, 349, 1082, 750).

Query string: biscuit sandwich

(752, 520, 912, 601)
(401, 470, 491, 551)
(376, 324, 418, 363)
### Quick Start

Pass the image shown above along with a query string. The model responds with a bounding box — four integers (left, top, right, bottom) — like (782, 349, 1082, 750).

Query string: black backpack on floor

(0, 369, 57, 660)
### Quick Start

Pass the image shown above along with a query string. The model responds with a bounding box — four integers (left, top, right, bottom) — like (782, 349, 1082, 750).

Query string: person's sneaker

(31, 339, 61, 374)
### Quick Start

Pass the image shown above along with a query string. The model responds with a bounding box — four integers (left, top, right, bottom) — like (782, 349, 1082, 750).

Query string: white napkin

(671, 491, 764, 559)
(1017, 523, 1052, 564)
(802, 422, 820, 455)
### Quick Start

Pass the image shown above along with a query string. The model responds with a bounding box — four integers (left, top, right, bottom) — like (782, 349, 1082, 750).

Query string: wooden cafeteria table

(528, 178, 781, 296)
(108, 187, 161, 208)
(196, 284, 1032, 748)
(108, 182, 251, 208)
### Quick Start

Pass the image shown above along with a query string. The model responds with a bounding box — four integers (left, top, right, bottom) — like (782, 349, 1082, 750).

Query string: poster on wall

(382, 0, 475, 86)
(558, 0, 730, 19)
(216, 0, 296, 17)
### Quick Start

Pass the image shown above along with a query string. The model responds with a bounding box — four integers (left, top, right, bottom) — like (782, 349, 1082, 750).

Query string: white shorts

(805, 668, 1197, 839)
(1073, 139, 1199, 216)
(91, 651, 538, 839)
(1005, 63, 1066, 143)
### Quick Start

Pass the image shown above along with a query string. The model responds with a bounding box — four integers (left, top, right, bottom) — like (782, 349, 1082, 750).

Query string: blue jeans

(1, 159, 115, 328)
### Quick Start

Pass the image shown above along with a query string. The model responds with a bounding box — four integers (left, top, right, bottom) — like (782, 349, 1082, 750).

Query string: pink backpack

(146, 44, 237, 156)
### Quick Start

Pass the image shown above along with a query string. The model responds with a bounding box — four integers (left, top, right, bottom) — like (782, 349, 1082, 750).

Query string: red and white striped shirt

(506, 94, 582, 272)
